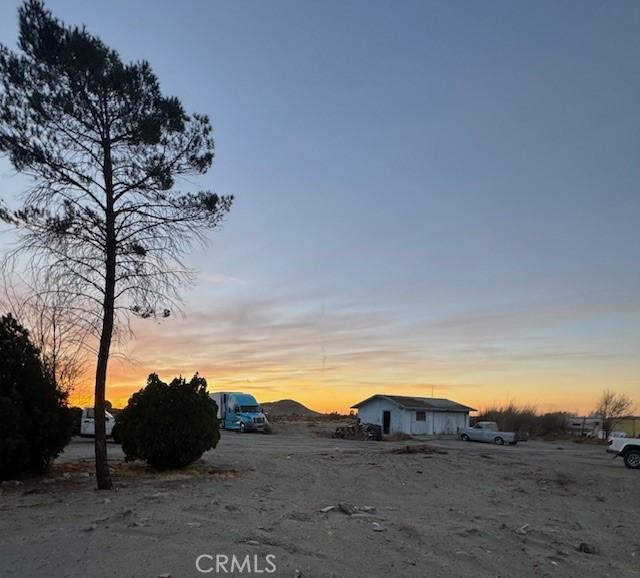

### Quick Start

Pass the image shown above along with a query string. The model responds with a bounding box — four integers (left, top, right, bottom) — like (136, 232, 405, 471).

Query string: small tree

(1, 274, 88, 394)
(0, 313, 71, 480)
(594, 389, 633, 439)
(117, 373, 219, 470)
(0, 1, 232, 488)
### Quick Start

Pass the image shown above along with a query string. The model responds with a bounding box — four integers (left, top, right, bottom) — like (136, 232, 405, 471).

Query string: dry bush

(473, 404, 570, 437)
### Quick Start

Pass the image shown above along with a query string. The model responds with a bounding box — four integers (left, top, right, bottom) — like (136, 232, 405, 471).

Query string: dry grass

(1, 459, 238, 495)
(112, 460, 238, 482)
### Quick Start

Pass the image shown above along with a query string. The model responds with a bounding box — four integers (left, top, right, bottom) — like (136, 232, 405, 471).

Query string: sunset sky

(1, 0, 639, 414)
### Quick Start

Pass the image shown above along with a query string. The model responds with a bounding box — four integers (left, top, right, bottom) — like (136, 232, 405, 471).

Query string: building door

(383, 410, 391, 434)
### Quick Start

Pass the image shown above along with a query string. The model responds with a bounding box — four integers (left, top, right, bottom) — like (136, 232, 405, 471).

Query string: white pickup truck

(458, 421, 528, 445)
(607, 437, 640, 469)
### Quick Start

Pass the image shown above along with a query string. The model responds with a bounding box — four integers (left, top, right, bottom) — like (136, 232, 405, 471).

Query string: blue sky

(1, 0, 639, 411)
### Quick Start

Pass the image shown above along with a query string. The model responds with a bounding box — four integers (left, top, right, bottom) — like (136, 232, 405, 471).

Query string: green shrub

(117, 373, 219, 470)
(0, 314, 71, 480)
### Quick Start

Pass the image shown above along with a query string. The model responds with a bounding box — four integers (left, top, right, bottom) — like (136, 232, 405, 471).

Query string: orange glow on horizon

(67, 361, 639, 417)
(66, 309, 640, 416)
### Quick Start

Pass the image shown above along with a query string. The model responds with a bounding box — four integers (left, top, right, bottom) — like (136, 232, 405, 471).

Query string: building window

(416, 411, 426, 422)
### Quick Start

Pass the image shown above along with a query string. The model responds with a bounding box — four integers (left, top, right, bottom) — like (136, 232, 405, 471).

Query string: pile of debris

(389, 444, 448, 455)
(333, 422, 382, 441)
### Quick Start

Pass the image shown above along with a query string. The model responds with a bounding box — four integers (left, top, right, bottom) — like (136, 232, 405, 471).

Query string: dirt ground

(1, 423, 638, 578)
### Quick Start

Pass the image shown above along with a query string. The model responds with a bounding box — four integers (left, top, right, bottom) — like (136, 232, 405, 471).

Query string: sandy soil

(1, 425, 638, 577)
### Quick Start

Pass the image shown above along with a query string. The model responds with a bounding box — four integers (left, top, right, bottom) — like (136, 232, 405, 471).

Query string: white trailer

(210, 392, 226, 420)
(79, 407, 116, 437)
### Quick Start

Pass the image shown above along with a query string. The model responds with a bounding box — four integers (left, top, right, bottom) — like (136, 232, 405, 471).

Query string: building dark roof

(351, 394, 476, 413)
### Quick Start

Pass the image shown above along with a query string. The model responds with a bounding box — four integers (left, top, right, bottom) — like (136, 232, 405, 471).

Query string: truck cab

(210, 392, 267, 432)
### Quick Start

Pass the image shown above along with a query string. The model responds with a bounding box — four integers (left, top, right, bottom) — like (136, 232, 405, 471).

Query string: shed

(351, 395, 476, 436)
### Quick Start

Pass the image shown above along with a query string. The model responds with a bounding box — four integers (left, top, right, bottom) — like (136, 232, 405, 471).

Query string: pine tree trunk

(94, 315, 113, 489)
(94, 132, 116, 490)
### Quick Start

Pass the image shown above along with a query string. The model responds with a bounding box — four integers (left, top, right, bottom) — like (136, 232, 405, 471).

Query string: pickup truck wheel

(494, 436, 505, 445)
(460, 434, 470, 442)
(623, 450, 640, 469)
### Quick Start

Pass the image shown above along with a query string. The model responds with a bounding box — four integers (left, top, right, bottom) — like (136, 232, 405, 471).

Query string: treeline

(472, 403, 570, 437)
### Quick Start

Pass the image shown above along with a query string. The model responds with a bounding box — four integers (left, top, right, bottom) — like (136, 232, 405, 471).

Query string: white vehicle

(80, 407, 116, 437)
(598, 430, 627, 441)
(458, 421, 528, 445)
(607, 437, 640, 469)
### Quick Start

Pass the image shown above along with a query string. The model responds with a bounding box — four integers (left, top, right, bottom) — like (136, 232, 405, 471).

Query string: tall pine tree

(0, 1, 232, 489)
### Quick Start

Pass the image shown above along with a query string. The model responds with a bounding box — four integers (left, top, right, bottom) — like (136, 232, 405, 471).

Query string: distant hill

(260, 399, 321, 417)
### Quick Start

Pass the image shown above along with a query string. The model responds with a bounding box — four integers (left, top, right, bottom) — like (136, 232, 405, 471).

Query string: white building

(352, 395, 475, 436)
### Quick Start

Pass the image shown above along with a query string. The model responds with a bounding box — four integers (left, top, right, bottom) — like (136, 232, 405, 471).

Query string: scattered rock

(21, 488, 44, 496)
(516, 524, 530, 535)
(83, 524, 97, 532)
(372, 522, 385, 532)
(2, 480, 23, 487)
(103, 498, 111, 505)
(288, 511, 312, 522)
(350, 513, 383, 519)
(150, 491, 170, 499)
(338, 502, 357, 516)
(246, 540, 260, 546)
(157, 574, 172, 578)
(321, 503, 376, 516)
(578, 542, 596, 554)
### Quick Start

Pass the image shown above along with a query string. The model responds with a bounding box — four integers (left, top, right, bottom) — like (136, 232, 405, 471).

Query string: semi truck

(210, 392, 267, 432)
